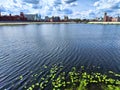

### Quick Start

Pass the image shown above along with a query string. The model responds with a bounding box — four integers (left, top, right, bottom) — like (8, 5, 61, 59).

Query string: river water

(0, 24, 120, 89)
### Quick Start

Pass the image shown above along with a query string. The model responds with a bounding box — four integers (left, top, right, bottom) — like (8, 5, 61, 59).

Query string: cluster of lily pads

(18, 64, 120, 90)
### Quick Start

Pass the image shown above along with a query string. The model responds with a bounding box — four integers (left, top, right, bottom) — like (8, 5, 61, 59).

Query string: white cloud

(94, 0, 120, 9)
(0, 0, 78, 17)
(71, 10, 97, 19)
(0, 0, 120, 19)
(68, 0, 120, 19)
(92, 0, 120, 18)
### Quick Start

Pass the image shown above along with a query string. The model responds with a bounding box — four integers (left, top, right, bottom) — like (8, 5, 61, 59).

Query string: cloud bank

(0, 0, 120, 19)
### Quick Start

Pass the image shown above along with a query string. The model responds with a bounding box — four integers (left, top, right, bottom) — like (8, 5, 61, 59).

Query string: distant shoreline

(88, 22, 120, 25)
(0, 22, 77, 26)
(1, 21, 120, 26)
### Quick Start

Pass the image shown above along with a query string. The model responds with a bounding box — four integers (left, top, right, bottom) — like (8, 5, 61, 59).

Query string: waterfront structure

(103, 12, 112, 22)
(96, 17, 103, 21)
(0, 12, 27, 21)
(45, 16, 61, 22)
(24, 14, 41, 21)
(117, 16, 120, 22)
(45, 16, 50, 22)
(0, 10, 1, 17)
(111, 16, 120, 22)
(103, 12, 120, 22)
(103, 12, 107, 22)
(112, 18, 118, 22)
(50, 16, 60, 22)
(49, 17, 53, 22)
(64, 16, 69, 21)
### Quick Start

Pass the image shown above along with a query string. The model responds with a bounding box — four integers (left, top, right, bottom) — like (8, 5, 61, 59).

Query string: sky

(0, 0, 120, 19)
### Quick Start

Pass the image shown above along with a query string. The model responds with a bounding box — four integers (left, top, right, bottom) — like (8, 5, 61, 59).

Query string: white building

(24, 14, 41, 21)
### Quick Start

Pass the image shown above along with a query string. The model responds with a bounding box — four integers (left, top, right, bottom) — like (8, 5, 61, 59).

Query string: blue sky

(0, 0, 120, 19)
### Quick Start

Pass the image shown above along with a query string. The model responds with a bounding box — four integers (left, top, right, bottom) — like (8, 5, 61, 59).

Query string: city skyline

(0, 0, 120, 19)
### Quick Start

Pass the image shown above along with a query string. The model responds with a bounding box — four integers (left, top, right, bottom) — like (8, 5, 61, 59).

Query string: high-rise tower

(104, 12, 108, 22)
(0, 8, 1, 17)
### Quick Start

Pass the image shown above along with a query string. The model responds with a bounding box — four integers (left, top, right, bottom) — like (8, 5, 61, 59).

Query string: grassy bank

(88, 22, 120, 25)
(16, 64, 120, 90)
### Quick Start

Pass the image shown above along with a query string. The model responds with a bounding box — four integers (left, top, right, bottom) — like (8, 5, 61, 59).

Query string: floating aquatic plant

(16, 64, 120, 90)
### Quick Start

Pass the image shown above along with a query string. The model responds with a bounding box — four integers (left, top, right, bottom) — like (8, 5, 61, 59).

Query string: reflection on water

(0, 24, 120, 89)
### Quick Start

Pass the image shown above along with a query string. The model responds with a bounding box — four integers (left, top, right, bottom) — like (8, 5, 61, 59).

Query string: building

(103, 12, 113, 22)
(103, 12, 120, 22)
(54, 16, 60, 22)
(45, 16, 50, 22)
(20, 12, 27, 21)
(112, 16, 120, 22)
(24, 14, 41, 21)
(64, 16, 69, 21)
(95, 17, 103, 21)
(0, 10, 1, 17)
(117, 16, 120, 22)
(49, 16, 60, 22)
(36, 14, 41, 21)
(0, 12, 27, 21)
(112, 18, 118, 22)
(104, 12, 110, 22)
